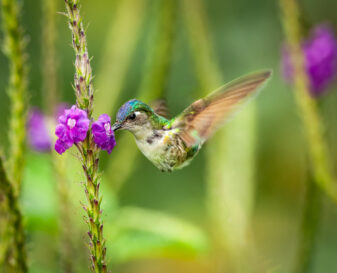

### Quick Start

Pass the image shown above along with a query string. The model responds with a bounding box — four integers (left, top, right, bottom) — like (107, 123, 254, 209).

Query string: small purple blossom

(27, 109, 52, 152)
(92, 114, 116, 154)
(55, 105, 90, 154)
(282, 24, 337, 96)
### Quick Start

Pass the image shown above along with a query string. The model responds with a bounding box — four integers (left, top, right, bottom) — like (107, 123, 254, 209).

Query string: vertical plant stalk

(1, 0, 28, 271)
(2, 0, 27, 196)
(0, 155, 27, 273)
(53, 153, 76, 273)
(182, 0, 260, 272)
(279, 0, 335, 272)
(41, 1, 76, 271)
(294, 171, 322, 273)
(181, 0, 222, 91)
(279, 0, 337, 201)
(138, 0, 178, 101)
(64, 1, 107, 272)
(94, 0, 147, 118)
(41, 0, 59, 115)
(106, 0, 178, 191)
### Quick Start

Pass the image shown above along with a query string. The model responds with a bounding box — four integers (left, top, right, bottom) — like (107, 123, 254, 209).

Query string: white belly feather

(135, 128, 183, 171)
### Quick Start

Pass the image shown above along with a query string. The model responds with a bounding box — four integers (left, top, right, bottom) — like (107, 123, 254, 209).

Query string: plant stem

(1, 0, 28, 271)
(2, 0, 27, 196)
(106, 0, 178, 191)
(94, 0, 147, 118)
(41, 1, 76, 271)
(53, 153, 76, 273)
(181, 0, 222, 91)
(0, 155, 27, 273)
(41, 0, 59, 115)
(279, 0, 336, 271)
(279, 0, 337, 202)
(64, 1, 107, 272)
(182, 0, 260, 272)
(138, 0, 178, 101)
(294, 171, 322, 273)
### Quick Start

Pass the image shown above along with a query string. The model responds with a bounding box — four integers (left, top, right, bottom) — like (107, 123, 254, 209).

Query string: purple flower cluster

(55, 106, 90, 154)
(54, 105, 116, 155)
(92, 114, 116, 154)
(282, 24, 337, 96)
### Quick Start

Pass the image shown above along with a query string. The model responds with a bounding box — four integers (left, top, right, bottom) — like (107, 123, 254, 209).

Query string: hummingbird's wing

(151, 99, 170, 119)
(172, 70, 272, 147)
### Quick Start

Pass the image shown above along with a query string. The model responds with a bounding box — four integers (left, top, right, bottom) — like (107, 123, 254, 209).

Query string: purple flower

(55, 105, 90, 154)
(55, 103, 70, 120)
(92, 114, 116, 154)
(282, 24, 337, 96)
(27, 109, 52, 152)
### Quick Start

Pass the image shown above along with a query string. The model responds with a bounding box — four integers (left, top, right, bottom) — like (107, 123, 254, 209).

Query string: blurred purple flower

(92, 114, 116, 154)
(282, 24, 337, 96)
(27, 108, 52, 152)
(55, 103, 70, 120)
(55, 105, 90, 154)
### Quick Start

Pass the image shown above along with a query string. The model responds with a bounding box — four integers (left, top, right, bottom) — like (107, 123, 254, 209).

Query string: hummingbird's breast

(134, 128, 189, 172)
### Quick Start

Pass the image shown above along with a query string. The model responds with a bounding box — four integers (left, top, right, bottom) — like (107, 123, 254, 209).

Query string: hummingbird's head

(112, 99, 155, 135)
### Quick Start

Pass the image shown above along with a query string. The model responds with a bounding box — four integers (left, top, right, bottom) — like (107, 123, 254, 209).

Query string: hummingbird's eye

(128, 113, 136, 120)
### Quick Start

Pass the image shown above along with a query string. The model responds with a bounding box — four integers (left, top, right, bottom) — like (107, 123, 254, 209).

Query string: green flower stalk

(0, 154, 27, 273)
(41, 1, 76, 271)
(279, 0, 337, 202)
(64, 1, 107, 272)
(94, 0, 147, 118)
(182, 0, 261, 272)
(106, 0, 178, 191)
(53, 152, 76, 273)
(279, 0, 336, 272)
(1, 0, 28, 271)
(294, 171, 322, 273)
(41, 0, 59, 115)
(181, 0, 222, 90)
(2, 0, 27, 196)
(138, 0, 178, 102)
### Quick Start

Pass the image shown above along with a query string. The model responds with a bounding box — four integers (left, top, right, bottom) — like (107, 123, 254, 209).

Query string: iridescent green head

(112, 99, 158, 135)
(115, 99, 152, 123)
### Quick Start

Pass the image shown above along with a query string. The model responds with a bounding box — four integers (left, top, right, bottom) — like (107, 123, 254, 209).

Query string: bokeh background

(1, 0, 337, 272)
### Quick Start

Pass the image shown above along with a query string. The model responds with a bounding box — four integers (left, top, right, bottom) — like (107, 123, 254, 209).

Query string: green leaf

(106, 206, 209, 263)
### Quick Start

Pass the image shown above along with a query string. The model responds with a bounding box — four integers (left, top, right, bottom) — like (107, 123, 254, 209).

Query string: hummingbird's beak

(111, 122, 122, 131)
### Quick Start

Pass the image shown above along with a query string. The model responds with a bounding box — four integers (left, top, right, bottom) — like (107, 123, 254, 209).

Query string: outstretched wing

(172, 70, 272, 147)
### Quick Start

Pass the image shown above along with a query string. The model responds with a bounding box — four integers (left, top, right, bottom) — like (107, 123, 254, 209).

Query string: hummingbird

(112, 70, 271, 172)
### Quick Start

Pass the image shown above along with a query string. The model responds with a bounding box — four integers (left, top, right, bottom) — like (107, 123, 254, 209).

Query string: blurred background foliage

(1, 0, 337, 272)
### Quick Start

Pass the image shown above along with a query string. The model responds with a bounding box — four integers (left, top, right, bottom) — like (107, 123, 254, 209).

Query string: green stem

(279, 0, 335, 271)
(0, 155, 27, 273)
(181, 0, 222, 91)
(53, 153, 76, 273)
(294, 171, 322, 273)
(2, 0, 27, 196)
(1, 0, 28, 271)
(64, 1, 107, 272)
(138, 0, 178, 101)
(106, 0, 178, 191)
(94, 0, 147, 118)
(182, 0, 261, 272)
(279, 0, 337, 202)
(41, 0, 59, 115)
(41, 1, 76, 271)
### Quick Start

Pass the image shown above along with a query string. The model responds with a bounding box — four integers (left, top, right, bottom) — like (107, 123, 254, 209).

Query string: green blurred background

(1, 0, 337, 272)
